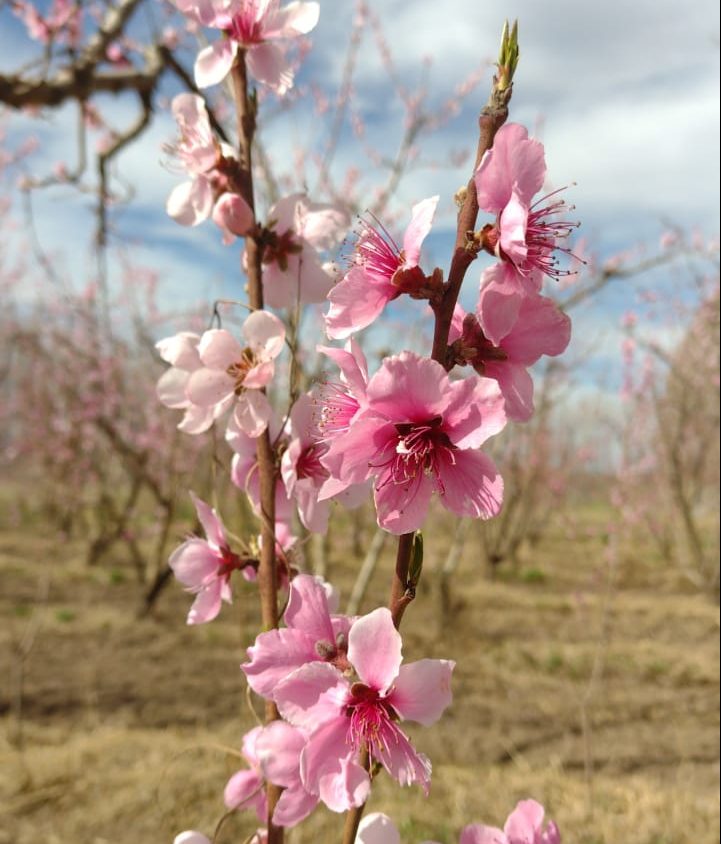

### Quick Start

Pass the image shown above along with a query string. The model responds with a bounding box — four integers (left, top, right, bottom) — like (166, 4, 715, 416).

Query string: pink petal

(223, 769, 266, 820)
(178, 404, 218, 435)
(501, 294, 572, 364)
(347, 607, 402, 692)
(285, 573, 335, 642)
(296, 482, 331, 533)
(374, 470, 434, 536)
(299, 717, 350, 790)
(322, 415, 395, 488)
(317, 340, 368, 401)
(460, 826, 507, 844)
(169, 539, 218, 588)
(475, 123, 546, 213)
(437, 449, 504, 521)
(187, 579, 224, 625)
(477, 263, 525, 346)
(156, 332, 202, 368)
(484, 362, 534, 423)
(275, 662, 349, 731)
(443, 376, 506, 449)
(194, 39, 237, 88)
(234, 390, 272, 437)
(298, 200, 349, 250)
(186, 368, 235, 407)
(356, 813, 401, 844)
(365, 351, 450, 421)
(199, 328, 244, 369)
(255, 721, 306, 788)
(189, 491, 226, 549)
(325, 267, 397, 340)
(166, 178, 213, 226)
(374, 721, 432, 794)
(243, 628, 318, 698)
(499, 193, 529, 266)
(389, 659, 455, 726)
(265, 1, 320, 38)
(243, 310, 286, 359)
(212, 192, 254, 236)
(157, 367, 191, 409)
(247, 41, 293, 94)
(504, 800, 547, 841)
(272, 784, 318, 827)
(402, 195, 439, 267)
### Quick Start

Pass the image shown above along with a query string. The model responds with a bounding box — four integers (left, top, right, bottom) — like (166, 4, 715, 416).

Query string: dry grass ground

(0, 507, 719, 844)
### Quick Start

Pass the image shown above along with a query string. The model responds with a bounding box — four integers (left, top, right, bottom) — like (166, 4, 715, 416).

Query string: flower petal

(389, 659, 455, 726)
(285, 573, 336, 642)
(402, 195, 439, 267)
(195, 39, 237, 89)
(275, 662, 349, 730)
(347, 607, 402, 692)
(325, 267, 397, 340)
(243, 628, 318, 699)
(356, 814, 401, 844)
(247, 42, 294, 94)
(436, 449, 503, 521)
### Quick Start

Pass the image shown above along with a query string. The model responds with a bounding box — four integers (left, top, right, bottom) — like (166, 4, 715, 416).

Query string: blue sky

(1, 0, 719, 404)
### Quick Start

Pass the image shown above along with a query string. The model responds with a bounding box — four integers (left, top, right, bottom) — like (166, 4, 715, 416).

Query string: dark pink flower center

(217, 545, 246, 580)
(354, 217, 404, 285)
(346, 683, 397, 753)
(226, 4, 266, 45)
(296, 443, 329, 482)
(263, 228, 304, 272)
(373, 417, 457, 492)
(226, 347, 257, 394)
(317, 382, 360, 439)
(522, 188, 580, 280)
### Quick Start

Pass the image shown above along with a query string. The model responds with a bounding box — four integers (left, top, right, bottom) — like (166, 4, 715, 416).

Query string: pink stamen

(522, 186, 581, 280)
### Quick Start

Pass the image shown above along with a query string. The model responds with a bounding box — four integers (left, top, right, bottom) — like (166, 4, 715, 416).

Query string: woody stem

(230, 50, 283, 844)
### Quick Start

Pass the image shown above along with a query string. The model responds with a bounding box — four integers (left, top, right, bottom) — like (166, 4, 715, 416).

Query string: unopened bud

(408, 531, 424, 588)
(496, 19, 520, 92)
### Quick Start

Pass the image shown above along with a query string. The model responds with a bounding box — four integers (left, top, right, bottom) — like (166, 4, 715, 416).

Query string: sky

(1, 0, 719, 407)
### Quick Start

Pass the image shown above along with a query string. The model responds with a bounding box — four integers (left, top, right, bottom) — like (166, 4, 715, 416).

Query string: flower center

(522, 188, 580, 280)
(226, 347, 256, 394)
(296, 443, 329, 482)
(346, 683, 396, 752)
(263, 229, 304, 272)
(316, 382, 360, 440)
(226, 3, 266, 45)
(216, 545, 245, 580)
(373, 417, 456, 491)
(353, 216, 404, 285)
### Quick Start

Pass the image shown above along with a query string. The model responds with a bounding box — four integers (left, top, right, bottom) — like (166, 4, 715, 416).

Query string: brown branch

(230, 51, 283, 844)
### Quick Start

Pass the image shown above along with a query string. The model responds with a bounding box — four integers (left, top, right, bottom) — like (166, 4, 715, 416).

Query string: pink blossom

(165, 93, 253, 236)
(254, 720, 320, 826)
(261, 193, 349, 309)
(187, 311, 285, 437)
(180, 0, 320, 93)
(275, 608, 454, 808)
(474, 123, 578, 341)
(227, 411, 293, 526)
(475, 123, 577, 282)
(321, 351, 506, 534)
(325, 197, 439, 339)
(243, 573, 353, 698)
(465, 800, 562, 844)
(355, 800, 561, 844)
(169, 493, 251, 624)
(451, 294, 571, 422)
(156, 332, 232, 435)
(316, 338, 370, 440)
(223, 726, 268, 821)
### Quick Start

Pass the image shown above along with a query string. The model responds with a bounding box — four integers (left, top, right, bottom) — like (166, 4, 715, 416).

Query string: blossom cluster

(159, 4, 576, 841)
